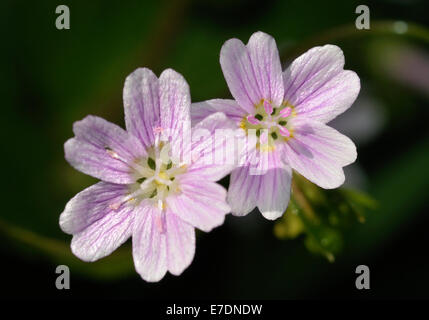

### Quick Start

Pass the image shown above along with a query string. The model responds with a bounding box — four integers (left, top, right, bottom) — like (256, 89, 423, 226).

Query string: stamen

(166, 164, 187, 177)
(254, 114, 263, 121)
(279, 107, 292, 118)
(271, 132, 278, 140)
(108, 188, 146, 212)
(159, 143, 171, 165)
(140, 176, 154, 191)
(263, 100, 273, 115)
(107, 142, 186, 209)
(105, 148, 120, 159)
(278, 125, 291, 137)
(155, 174, 172, 186)
(247, 115, 260, 125)
(105, 147, 152, 177)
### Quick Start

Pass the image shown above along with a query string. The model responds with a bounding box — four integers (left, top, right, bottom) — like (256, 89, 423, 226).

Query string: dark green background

(1, 0, 428, 299)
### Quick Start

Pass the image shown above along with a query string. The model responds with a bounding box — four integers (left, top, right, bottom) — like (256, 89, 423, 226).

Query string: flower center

(137, 144, 187, 208)
(107, 142, 187, 211)
(240, 99, 295, 151)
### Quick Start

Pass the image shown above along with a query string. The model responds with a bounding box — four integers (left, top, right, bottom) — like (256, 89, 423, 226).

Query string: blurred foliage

(275, 175, 377, 262)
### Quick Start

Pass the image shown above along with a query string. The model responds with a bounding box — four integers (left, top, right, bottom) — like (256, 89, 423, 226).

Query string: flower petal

(191, 99, 246, 126)
(256, 167, 292, 220)
(227, 165, 259, 216)
(283, 45, 360, 123)
(132, 203, 195, 281)
(159, 69, 192, 162)
(220, 31, 284, 112)
(255, 145, 289, 172)
(165, 210, 195, 276)
(282, 119, 357, 189)
(132, 204, 168, 282)
(166, 180, 230, 232)
(68, 189, 134, 262)
(188, 112, 239, 181)
(64, 115, 146, 184)
(60, 182, 130, 234)
(123, 68, 161, 148)
(247, 31, 285, 106)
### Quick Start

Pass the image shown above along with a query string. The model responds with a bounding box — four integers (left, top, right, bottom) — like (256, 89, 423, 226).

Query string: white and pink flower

(60, 68, 233, 282)
(192, 31, 360, 220)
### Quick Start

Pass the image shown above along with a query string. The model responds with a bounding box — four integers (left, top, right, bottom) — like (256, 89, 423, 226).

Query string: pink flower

(60, 68, 232, 282)
(191, 32, 359, 220)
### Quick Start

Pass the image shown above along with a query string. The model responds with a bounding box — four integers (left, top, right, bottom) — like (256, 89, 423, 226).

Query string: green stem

(281, 20, 429, 60)
(291, 179, 319, 223)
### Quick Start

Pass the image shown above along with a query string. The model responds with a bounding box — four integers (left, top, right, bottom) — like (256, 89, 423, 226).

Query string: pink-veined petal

(242, 141, 287, 174)
(60, 182, 130, 234)
(132, 204, 168, 282)
(165, 210, 195, 276)
(123, 68, 161, 148)
(132, 203, 196, 282)
(256, 167, 292, 220)
(282, 119, 357, 189)
(158, 69, 192, 162)
(68, 186, 134, 262)
(188, 112, 239, 181)
(166, 180, 230, 232)
(227, 165, 259, 216)
(191, 99, 246, 126)
(220, 31, 284, 112)
(64, 115, 146, 184)
(283, 45, 360, 123)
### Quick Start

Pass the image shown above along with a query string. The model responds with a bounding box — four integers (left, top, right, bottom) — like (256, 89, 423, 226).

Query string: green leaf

(274, 208, 304, 240)
(340, 188, 378, 210)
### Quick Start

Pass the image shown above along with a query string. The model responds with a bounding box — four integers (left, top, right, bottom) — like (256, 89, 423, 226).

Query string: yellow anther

(158, 171, 169, 181)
